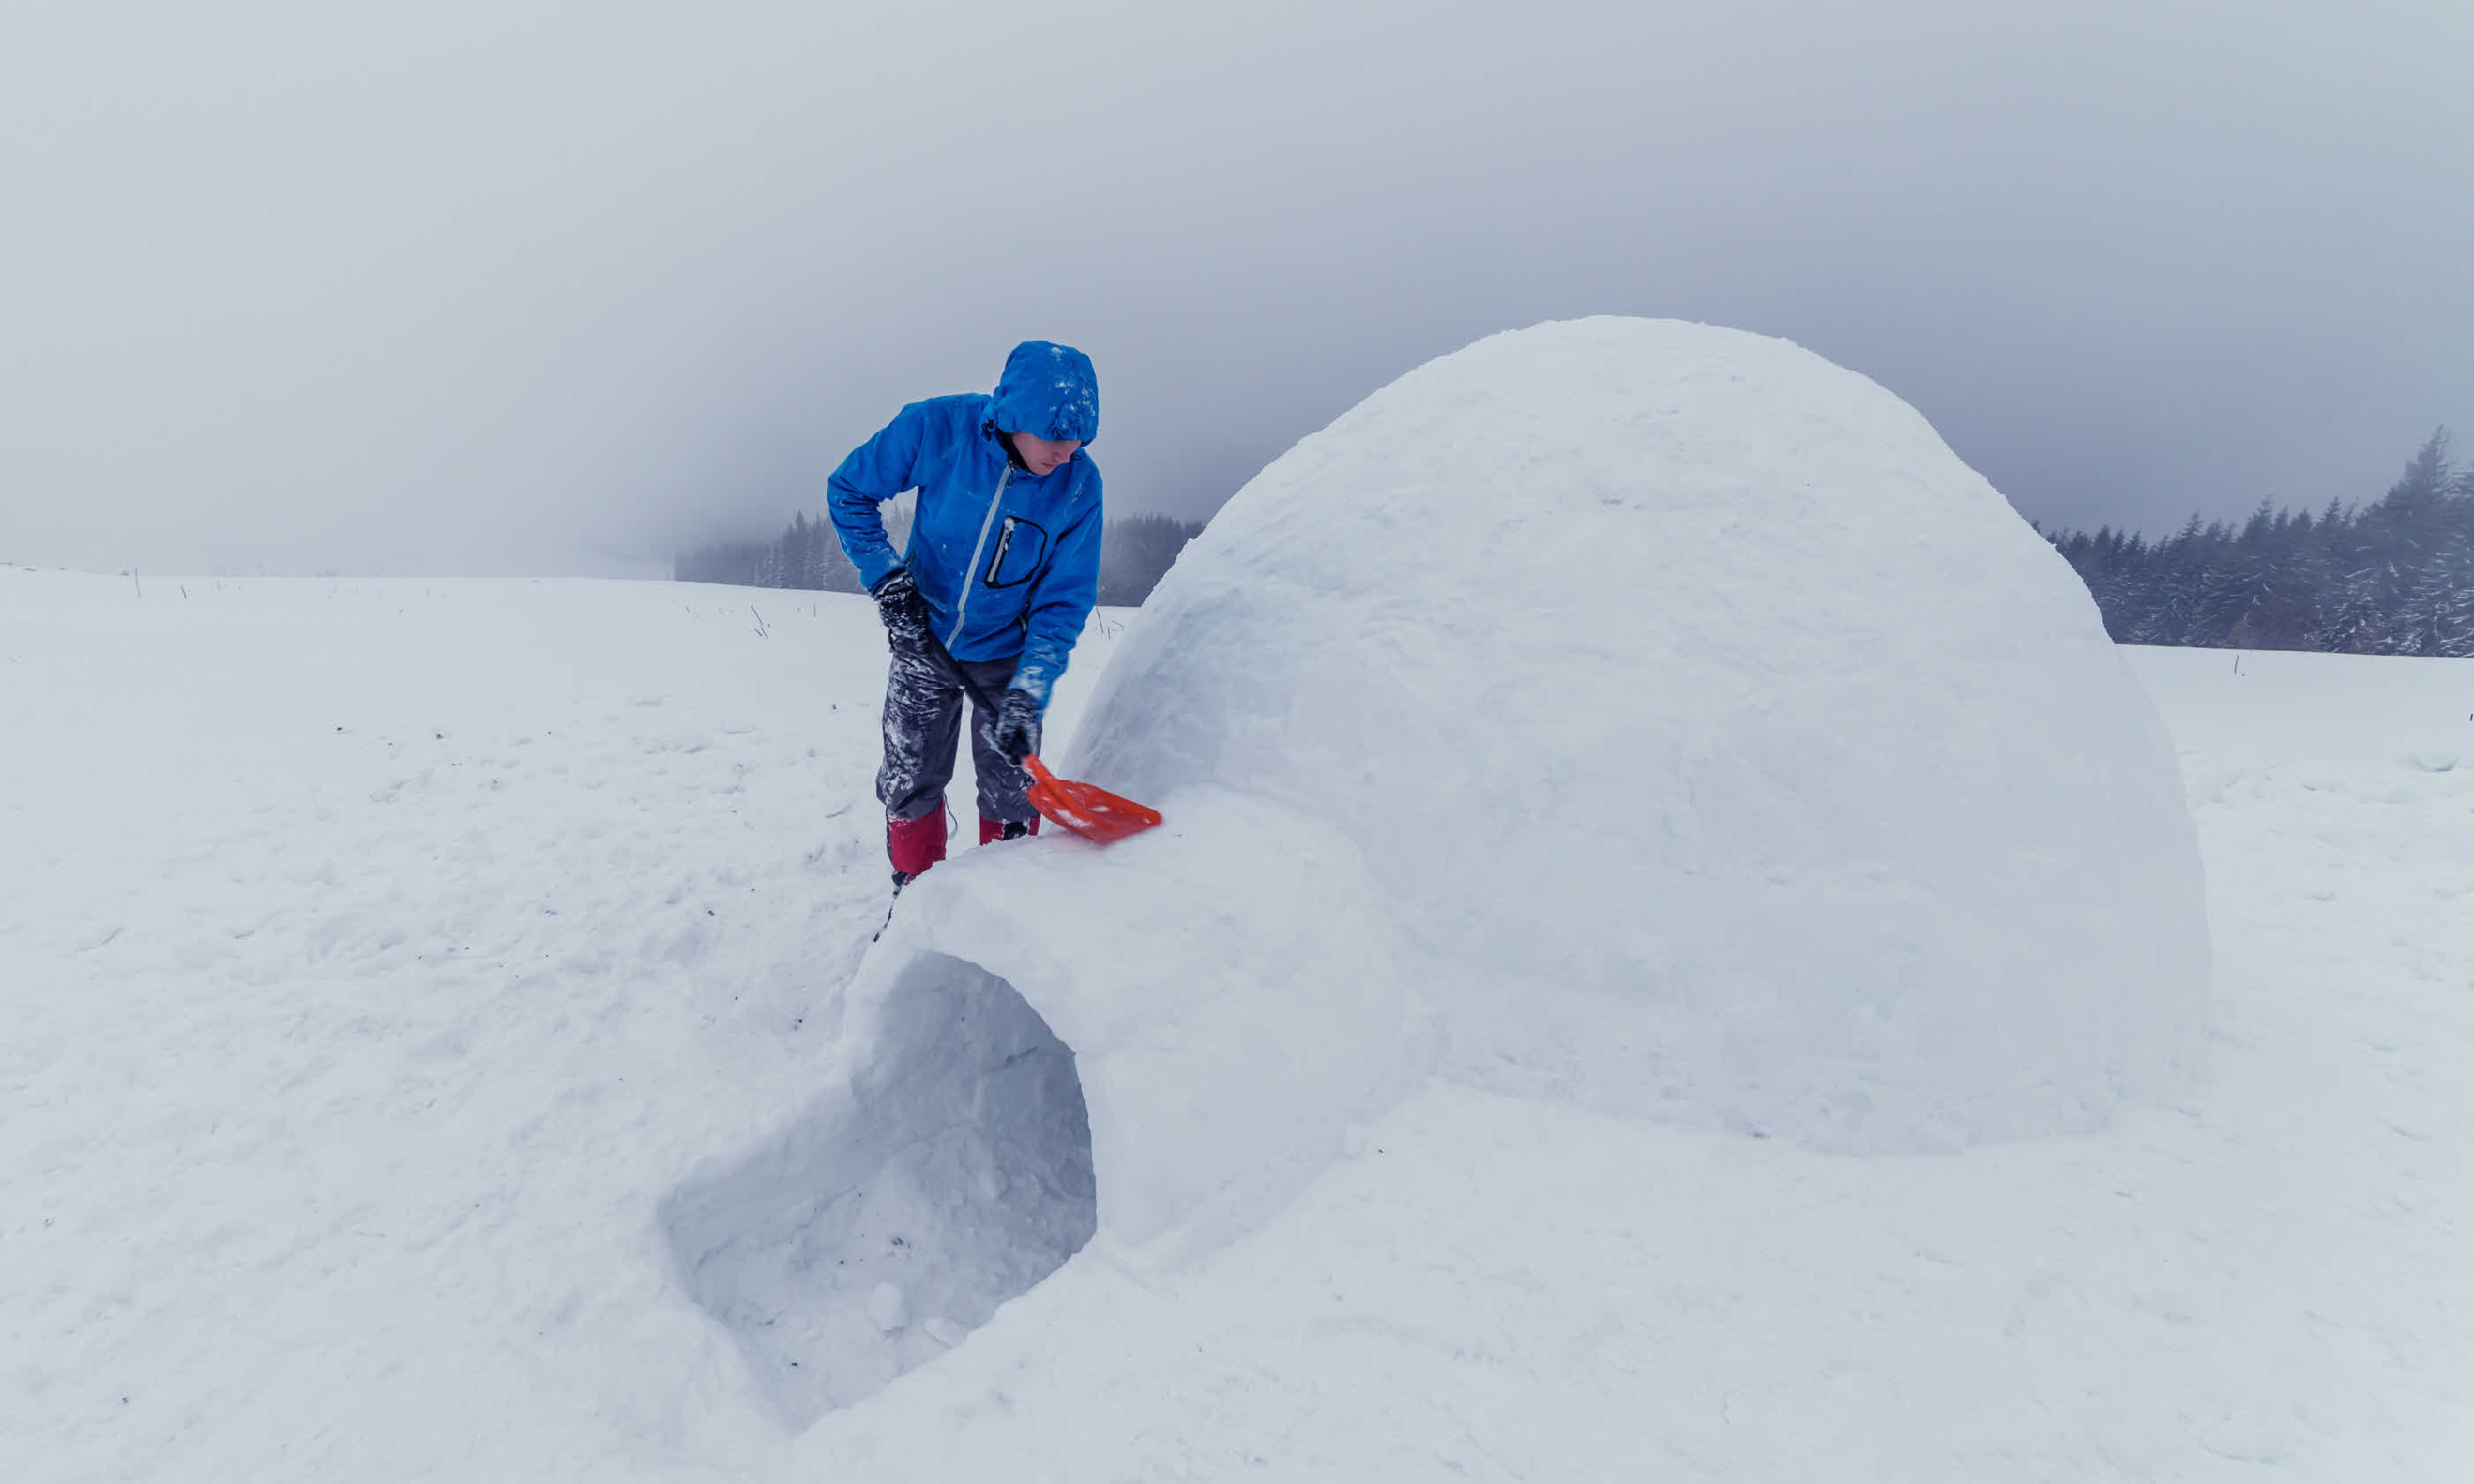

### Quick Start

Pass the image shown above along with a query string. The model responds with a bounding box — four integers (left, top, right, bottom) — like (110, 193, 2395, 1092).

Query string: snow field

(0, 572, 1124, 1479)
(2, 572, 2468, 1479)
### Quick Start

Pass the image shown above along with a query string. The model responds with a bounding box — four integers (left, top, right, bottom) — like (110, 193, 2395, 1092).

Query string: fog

(4, 0, 2470, 576)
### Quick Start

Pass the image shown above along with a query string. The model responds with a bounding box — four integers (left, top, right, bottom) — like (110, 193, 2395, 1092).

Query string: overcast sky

(4, 0, 2470, 576)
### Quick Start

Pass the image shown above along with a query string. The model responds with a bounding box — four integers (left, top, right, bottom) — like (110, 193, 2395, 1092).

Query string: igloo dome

(1067, 315, 2208, 1150)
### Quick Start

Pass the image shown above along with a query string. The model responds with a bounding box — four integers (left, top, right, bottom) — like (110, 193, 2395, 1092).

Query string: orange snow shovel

(923, 631, 1163, 844)
(1021, 753, 1163, 844)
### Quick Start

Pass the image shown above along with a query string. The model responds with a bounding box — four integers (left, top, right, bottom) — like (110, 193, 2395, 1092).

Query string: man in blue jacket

(828, 340, 1104, 894)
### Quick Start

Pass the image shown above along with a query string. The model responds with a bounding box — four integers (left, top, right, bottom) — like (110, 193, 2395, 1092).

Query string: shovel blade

(1022, 755, 1163, 844)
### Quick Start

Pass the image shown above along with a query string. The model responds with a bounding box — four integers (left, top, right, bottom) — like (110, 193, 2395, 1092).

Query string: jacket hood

(990, 340, 1099, 444)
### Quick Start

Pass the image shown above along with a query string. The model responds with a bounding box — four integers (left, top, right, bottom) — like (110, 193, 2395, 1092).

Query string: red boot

(888, 800, 948, 883)
(979, 815, 1042, 845)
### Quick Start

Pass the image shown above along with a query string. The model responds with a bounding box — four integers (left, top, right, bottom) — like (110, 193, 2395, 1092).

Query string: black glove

(870, 568, 931, 647)
(991, 688, 1043, 763)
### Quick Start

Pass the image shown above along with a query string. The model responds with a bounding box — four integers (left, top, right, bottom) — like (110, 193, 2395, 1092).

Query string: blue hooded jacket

(827, 342, 1103, 708)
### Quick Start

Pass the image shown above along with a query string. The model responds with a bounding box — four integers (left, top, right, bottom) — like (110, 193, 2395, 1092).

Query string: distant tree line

(2047, 429, 2474, 656)
(676, 510, 1209, 608)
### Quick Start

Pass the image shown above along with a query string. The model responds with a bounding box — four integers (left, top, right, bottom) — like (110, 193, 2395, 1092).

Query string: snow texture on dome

(689, 318, 2208, 1414)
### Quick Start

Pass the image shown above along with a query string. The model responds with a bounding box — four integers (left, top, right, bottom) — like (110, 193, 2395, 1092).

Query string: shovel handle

(1021, 753, 1059, 787)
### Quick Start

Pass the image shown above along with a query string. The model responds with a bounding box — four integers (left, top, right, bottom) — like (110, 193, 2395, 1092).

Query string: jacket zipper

(986, 519, 1016, 583)
(945, 465, 1013, 648)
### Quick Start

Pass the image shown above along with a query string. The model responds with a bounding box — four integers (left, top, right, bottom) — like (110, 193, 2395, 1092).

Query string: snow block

(1066, 316, 2208, 1152)
(860, 789, 1421, 1266)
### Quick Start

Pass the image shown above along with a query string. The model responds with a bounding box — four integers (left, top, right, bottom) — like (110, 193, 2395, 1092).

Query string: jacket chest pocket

(983, 514, 1051, 589)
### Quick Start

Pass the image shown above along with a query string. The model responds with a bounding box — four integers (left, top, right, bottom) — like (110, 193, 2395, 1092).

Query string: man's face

(1010, 431, 1081, 477)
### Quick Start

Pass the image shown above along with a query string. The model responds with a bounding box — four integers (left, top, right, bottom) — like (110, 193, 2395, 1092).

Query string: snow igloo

(671, 317, 2210, 1414)
(1068, 315, 2207, 1149)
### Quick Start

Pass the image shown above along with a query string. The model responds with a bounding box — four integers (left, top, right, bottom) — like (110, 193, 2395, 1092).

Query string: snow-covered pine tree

(2389, 428, 2454, 515)
(2127, 515, 2212, 646)
(2396, 531, 2472, 655)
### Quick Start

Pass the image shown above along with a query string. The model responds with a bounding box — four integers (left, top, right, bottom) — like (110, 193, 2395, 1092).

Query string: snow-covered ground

(5, 571, 2470, 1480)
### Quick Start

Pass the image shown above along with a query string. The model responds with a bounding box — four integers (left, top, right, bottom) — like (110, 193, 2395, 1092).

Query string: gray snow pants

(877, 640, 1034, 826)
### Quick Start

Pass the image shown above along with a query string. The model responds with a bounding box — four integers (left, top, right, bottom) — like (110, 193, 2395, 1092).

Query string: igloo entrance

(661, 953, 1097, 1427)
